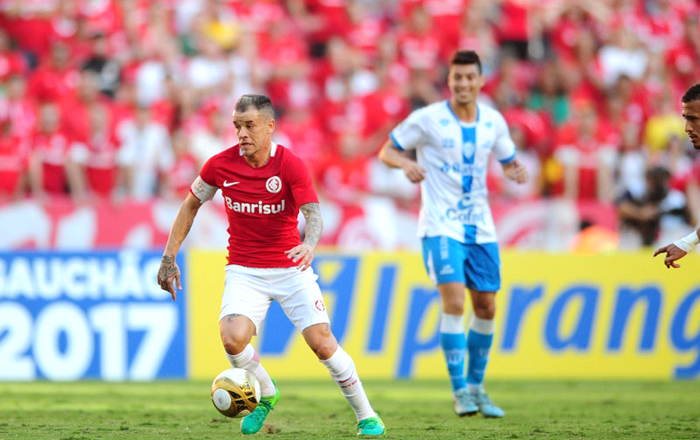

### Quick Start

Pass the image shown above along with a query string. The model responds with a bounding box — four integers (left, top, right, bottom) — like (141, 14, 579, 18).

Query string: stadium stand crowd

(0, 0, 698, 249)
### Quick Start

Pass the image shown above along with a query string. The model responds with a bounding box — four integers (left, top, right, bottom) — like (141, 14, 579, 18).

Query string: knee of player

(220, 331, 250, 355)
(311, 339, 338, 360)
(305, 330, 338, 360)
(442, 298, 466, 315)
(472, 302, 496, 319)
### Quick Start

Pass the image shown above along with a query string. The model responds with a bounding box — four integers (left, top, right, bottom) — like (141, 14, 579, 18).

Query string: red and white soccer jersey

(190, 142, 319, 268)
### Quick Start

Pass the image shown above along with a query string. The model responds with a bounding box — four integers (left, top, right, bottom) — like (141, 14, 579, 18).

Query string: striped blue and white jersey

(390, 101, 516, 244)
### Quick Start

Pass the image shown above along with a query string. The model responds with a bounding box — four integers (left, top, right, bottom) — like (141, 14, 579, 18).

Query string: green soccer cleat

(356, 415, 385, 436)
(473, 392, 505, 418)
(453, 389, 479, 416)
(241, 379, 280, 435)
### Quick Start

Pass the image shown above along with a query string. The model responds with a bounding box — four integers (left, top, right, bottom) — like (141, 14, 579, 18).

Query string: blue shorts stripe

(421, 236, 501, 291)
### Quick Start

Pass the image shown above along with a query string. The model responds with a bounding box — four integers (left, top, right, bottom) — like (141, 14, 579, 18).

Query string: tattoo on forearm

(300, 203, 323, 247)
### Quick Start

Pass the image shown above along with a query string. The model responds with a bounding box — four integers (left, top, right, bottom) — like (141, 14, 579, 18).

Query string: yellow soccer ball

(211, 368, 261, 418)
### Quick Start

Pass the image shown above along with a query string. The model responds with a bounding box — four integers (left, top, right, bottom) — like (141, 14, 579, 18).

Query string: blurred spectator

(49, 0, 79, 45)
(644, 90, 689, 154)
(60, 70, 114, 144)
(527, 58, 569, 126)
(455, 3, 497, 76)
(275, 102, 328, 173)
(0, 28, 28, 82)
(617, 166, 691, 249)
(117, 105, 174, 200)
(256, 20, 310, 109)
(552, 99, 617, 201)
(599, 27, 648, 88)
(615, 122, 647, 200)
(397, 5, 440, 74)
(28, 103, 71, 198)
(544, 2, 608, 65)
(655, 135, 693, 189)
(567, 28, 605, 107)
(162, 129, 198, 200)
(28, 42, 79, 104)
(0, 119, 29, 199)
(317, 128, 370, 203)
(189, 102, 236, 167)
(67, 104, 122, 199)
(186, 35, 229, 96)
(0, 0, 57, 65)
(0, 74, 36, 141)
(665, 14, 700, 92)
(82, 32, 121, 98)
(495, 0, 531, 60)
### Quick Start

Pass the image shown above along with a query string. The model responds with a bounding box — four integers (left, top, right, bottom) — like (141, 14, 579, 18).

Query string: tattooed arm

(157, 192, 203, 300)
(300, 202, 323, 248)
(285, 202, 323, 271)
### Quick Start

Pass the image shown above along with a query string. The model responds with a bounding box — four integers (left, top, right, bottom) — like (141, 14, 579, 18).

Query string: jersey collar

(238, 142, 277, 156)
(445, 100, 480, 125)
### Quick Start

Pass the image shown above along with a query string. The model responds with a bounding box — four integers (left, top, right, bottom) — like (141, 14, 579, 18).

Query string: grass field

(1, 379, 699, 439)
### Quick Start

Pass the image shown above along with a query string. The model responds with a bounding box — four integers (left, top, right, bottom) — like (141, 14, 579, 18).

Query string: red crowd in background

(0, 0, 698, 248)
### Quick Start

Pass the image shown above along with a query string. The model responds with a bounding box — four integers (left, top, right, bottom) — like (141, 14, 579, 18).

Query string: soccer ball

(211, 368, 261, 418)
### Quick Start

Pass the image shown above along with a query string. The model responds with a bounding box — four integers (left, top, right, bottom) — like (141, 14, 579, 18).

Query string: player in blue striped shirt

(379, 50, 528, 418)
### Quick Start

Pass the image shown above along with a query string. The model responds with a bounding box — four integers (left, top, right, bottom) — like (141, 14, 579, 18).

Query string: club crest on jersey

(462, 141, 475, 158)
(266, 176, 282, 193)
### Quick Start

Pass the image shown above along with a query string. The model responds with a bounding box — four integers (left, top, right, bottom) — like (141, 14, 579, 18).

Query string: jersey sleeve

(492, 111, 517, 164)
(286, 154, 319, 206)
(389, 110, 424, 151)
(190, 156, 218, 202)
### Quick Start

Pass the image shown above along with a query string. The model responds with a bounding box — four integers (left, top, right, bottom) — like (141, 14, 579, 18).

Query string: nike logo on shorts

(223, 181, 240, 187)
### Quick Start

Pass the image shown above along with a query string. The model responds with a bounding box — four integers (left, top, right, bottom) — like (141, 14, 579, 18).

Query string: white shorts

(219, 264, 330, 334)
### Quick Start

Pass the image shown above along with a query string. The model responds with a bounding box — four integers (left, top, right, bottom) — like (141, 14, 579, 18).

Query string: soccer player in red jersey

(157, 95, 385, 436)
(654, 84, 700, 267)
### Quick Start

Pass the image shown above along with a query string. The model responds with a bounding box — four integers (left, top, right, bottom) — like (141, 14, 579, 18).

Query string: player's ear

(267, 118, 275, 134)
(479, 74, 485, 88)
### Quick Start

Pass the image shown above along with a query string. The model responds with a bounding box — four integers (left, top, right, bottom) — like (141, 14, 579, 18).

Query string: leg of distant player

(438, 282, 478, 416)
(303, 323, 385, 436)
(465, 289, 504, 418)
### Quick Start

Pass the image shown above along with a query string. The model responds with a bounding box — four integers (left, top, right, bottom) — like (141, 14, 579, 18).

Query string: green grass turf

(1, 379, 699, 439)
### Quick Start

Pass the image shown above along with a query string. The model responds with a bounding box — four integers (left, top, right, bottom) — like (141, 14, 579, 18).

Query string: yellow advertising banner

(188, 250, 700, 380)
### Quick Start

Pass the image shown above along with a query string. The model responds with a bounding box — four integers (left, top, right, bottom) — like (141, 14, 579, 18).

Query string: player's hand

(157, 255, 182, 300)
(653, 244, 687, 269)
(285, 242, 315, 271)
(503, 159, 528, 184)
(402, 161, 427, 183)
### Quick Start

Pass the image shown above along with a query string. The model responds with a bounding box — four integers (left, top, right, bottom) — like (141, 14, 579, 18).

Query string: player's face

(232, 109, 275, 156)
(447, 64, 484, 106)
(682, 100, 700, 149)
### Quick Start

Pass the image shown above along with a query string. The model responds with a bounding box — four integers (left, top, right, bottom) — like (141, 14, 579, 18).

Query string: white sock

(226, 344, 276, 397)
(440, 313, 464, 333)
(469, 316, 495, 335)
(320, 346, 375, 421)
